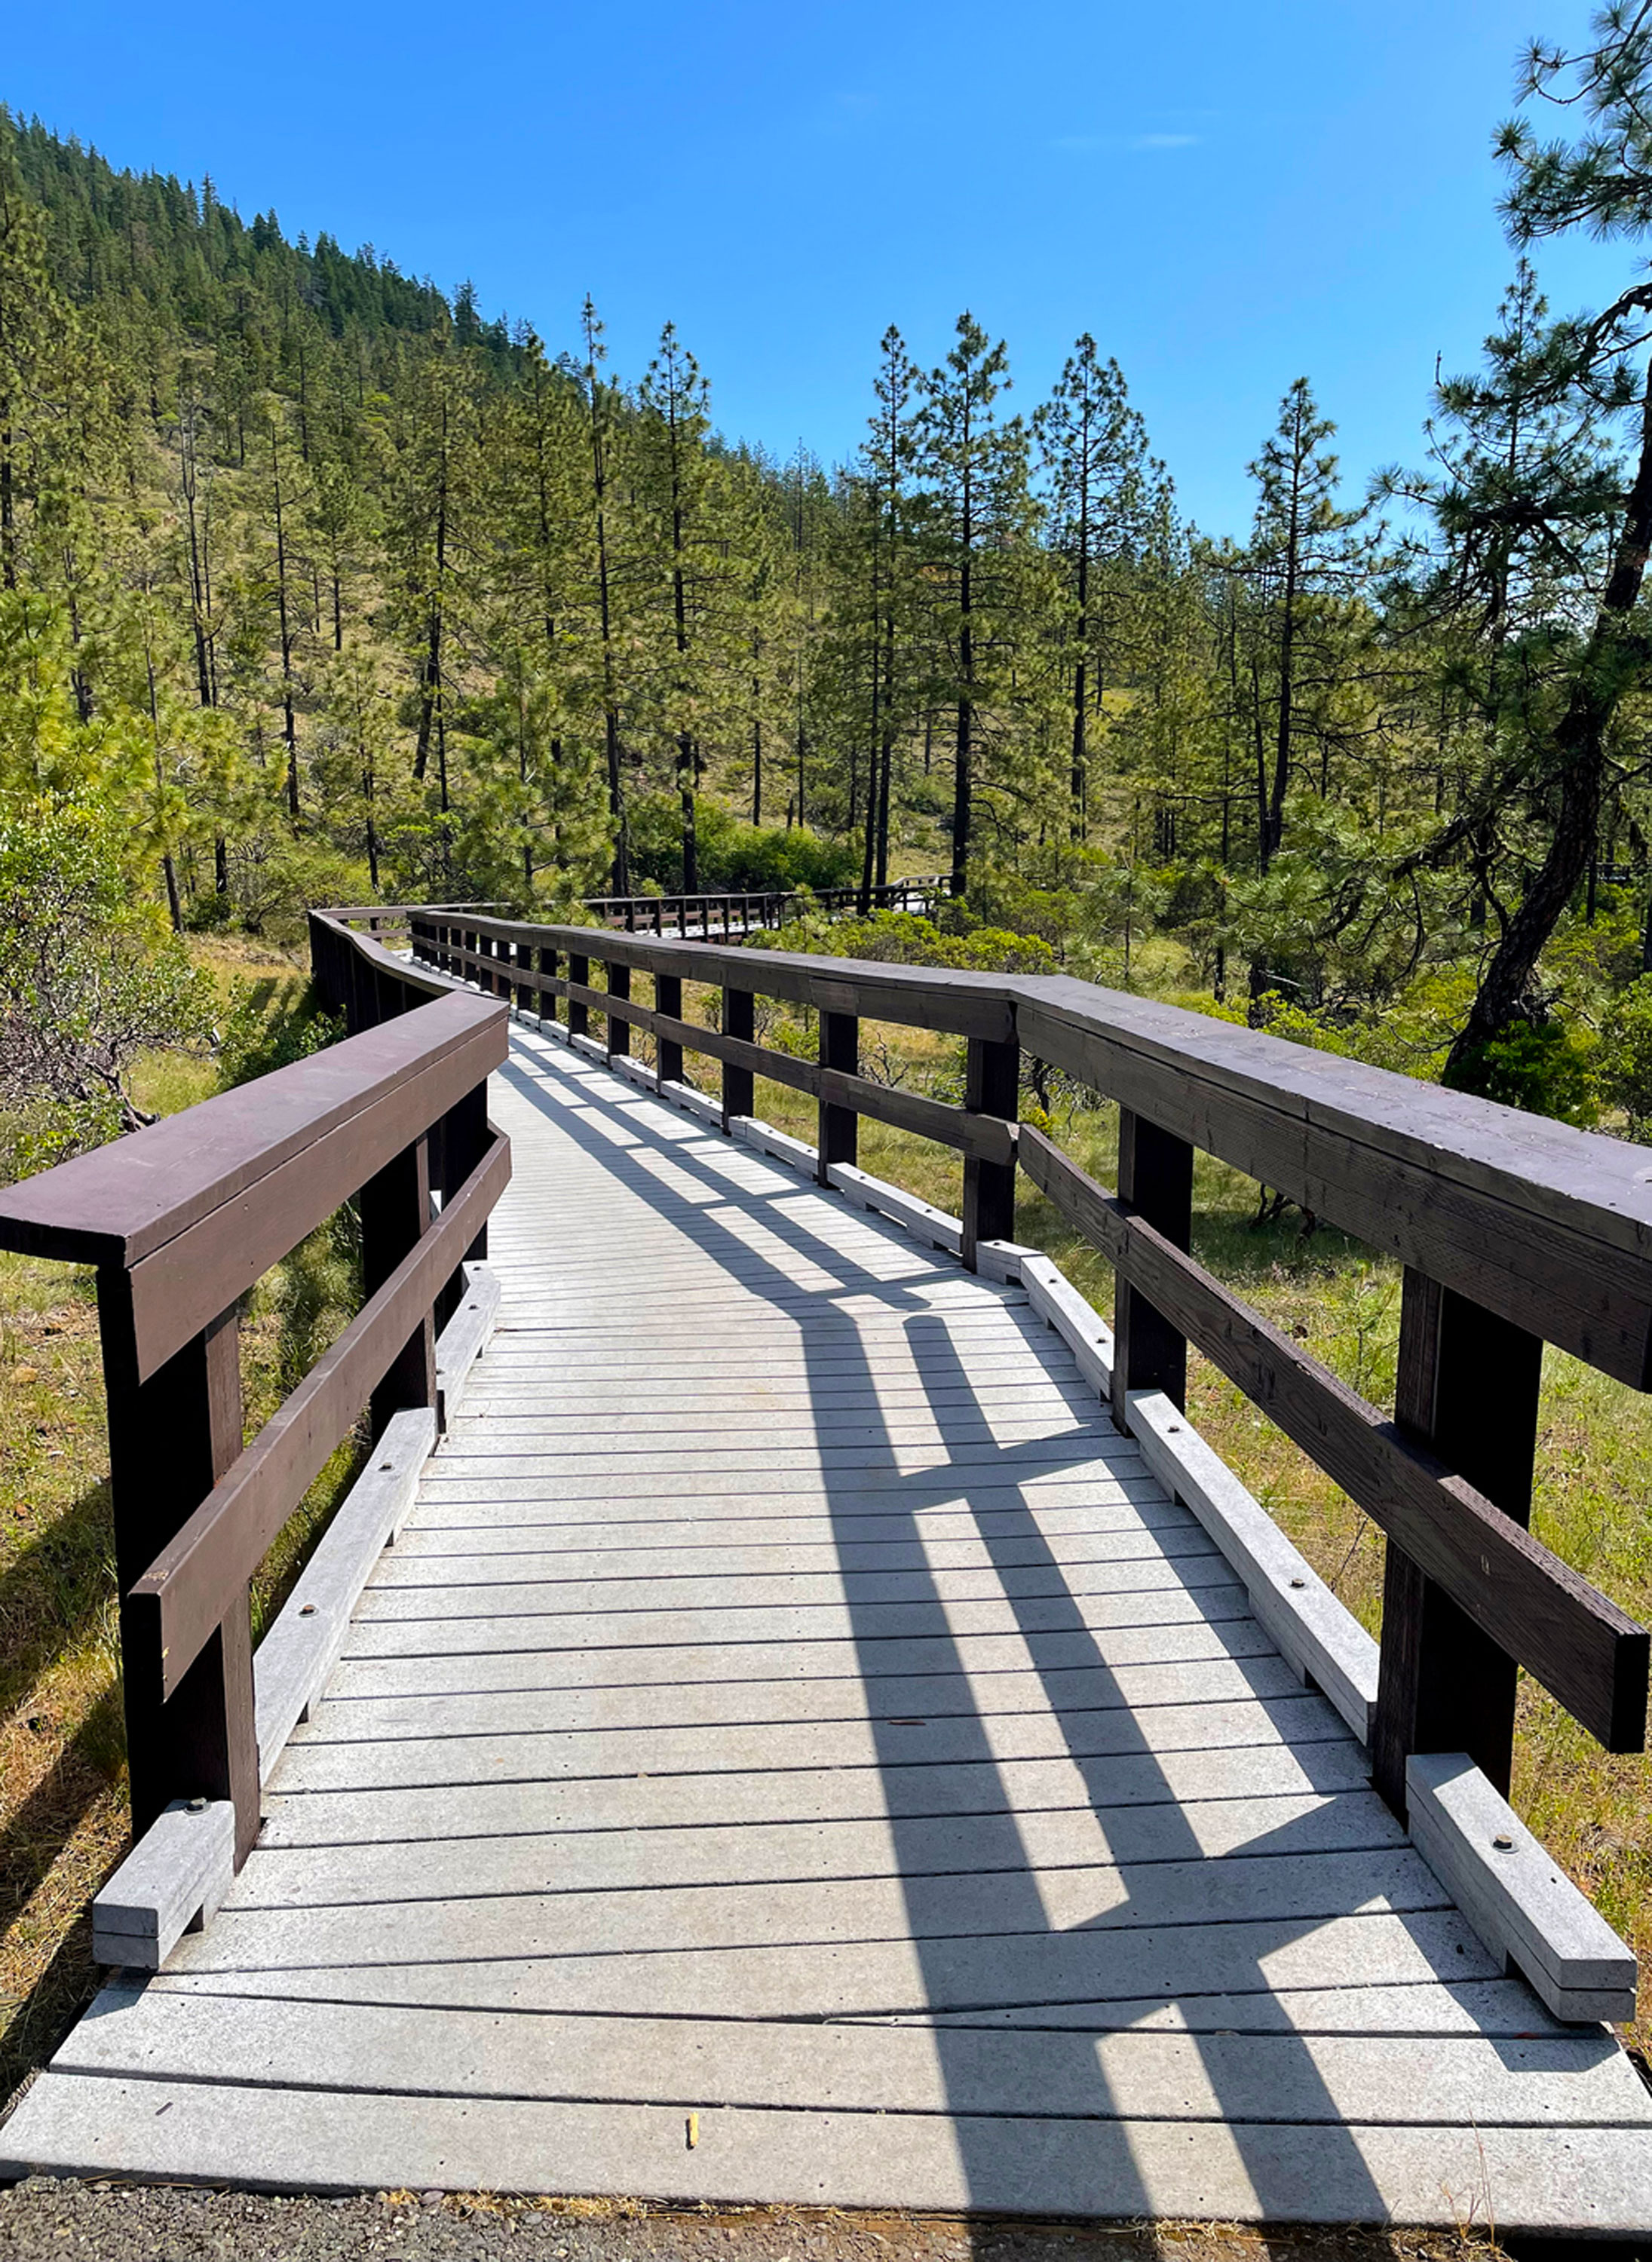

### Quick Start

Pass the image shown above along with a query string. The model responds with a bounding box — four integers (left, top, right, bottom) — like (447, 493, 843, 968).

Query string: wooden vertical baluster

(538, 944, 558, 1026)
(567, 952, 589, 1038)
(818, 1010, 859, 1188)
(515, 939, 535, 1015)
(1111, 1107, 1194, 1429)
(360, 1130, 437, 1434)
(723, 985, 755, 1126)
(607, 959, 632, 1059)
(961, 1032, 1019, 1271)
(101, 1287, 260, 1862)
(654, 900, 664, 937)
(656, 970, 683, 1090)
(679, 900, 688, 939)
(1372, 1271, 1544, 1815)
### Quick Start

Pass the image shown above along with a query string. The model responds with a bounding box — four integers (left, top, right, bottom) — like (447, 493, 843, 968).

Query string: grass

(0, 936, 370, 2105)
(632, 985, 1652, 2052)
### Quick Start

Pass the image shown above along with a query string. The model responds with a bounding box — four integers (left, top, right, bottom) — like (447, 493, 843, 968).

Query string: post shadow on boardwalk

(500, 1037, 1402, 2222)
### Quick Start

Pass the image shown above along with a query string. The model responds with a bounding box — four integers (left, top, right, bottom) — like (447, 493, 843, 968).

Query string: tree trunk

(1446, 364, 1652, 1083)
(270, 425, 299, 823)
(1071, 469, 1090, 843)
(0, 408, 14, 591)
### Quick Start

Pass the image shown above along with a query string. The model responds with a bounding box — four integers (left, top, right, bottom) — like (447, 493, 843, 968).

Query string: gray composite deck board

(8, 1022, 1651, 2230)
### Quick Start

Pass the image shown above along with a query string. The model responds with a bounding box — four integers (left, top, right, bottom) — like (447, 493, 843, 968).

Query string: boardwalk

(8, 1020, 1652, 2226)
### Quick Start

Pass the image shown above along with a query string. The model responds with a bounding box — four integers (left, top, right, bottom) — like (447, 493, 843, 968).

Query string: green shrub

(216, 978, 344, 1091)
(752, 908, 1056, 976)
(1599, 976, 1652, 1141)
(624, 792, 858, 894)
(0, 803, 214, 1177)
(1446, 1019, 1598, 1126)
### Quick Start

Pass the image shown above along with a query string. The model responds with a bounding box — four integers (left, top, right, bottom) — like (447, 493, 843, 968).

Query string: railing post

(567, 950, 589, 1038)
(656, 970, 683, 1089)
(1111, 1107, 1194, 1428)
(538, 943, 559, 1026)
(961, 1032, 1019, 1270)
(1372, 1272, 1543, 1815)
(514, 939, 535, 1016)
(435, 1081, 490, 1331)
(818, 1010, 858, 1187)
(607, 958, 632, 1059)
(101, 1285, 260, 1862)
(360, 1129, 437, 1436)
(723, 984, 755, 1126)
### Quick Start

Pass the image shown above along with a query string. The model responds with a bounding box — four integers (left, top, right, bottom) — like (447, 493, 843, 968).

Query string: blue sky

(11, 1, 1632, 536)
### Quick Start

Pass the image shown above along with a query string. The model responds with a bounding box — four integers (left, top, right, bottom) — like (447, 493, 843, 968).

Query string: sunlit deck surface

(10, 1025, 1652, 2227)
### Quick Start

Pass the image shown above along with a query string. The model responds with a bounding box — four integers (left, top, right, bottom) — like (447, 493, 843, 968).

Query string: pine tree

(580, 297, 630, 893)
(912, 314, 1033, 896)
(1035, 337, 1154, 841)
(639, 323, 716, 891)
(1419, 9, 1652, 1082)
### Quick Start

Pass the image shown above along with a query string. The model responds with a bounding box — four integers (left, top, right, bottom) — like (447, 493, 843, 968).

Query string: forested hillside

(8, 5, 1652, 1136)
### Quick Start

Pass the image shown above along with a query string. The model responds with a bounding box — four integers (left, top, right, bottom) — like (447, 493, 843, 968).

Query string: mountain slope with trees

(7, 8, 1652, 1135)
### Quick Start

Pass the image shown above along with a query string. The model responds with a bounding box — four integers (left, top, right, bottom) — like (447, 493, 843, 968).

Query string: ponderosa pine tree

(580, 296, 629, 893)
(1036, 336, 1154, 842)
(854, 326, 917, 906)
(913, 313, 1029, 895)
(639, 323, 715, 892)
(1432, 5, 1652, 1086)
(1243, 380, 1366, 881)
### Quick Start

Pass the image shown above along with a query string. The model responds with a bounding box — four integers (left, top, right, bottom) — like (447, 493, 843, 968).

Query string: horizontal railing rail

(0, 918, 510, 1865)
(583, 875, 949, 936)
(399, 902, 1652, 1820)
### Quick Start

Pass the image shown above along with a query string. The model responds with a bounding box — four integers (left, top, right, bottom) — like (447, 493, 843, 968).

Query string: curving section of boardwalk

(8, 1025, 1652, 2228)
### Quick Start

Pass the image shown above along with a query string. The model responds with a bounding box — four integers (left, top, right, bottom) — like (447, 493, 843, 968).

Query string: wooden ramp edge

(6, 1018, 1652, 2234)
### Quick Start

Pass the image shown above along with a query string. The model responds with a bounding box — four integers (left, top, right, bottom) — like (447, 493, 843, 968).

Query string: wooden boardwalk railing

(584, 875, 949, 936)
(399, 903, 1652, 1819)
(0, 929, 510, 1859)
(4, 900, 1652, 2220)
(333, 878, 952, 955)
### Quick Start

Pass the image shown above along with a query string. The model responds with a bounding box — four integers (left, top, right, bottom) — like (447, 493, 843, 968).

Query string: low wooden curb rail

(397, 900, 1652, 1824)
(0, 929, 510, 1866)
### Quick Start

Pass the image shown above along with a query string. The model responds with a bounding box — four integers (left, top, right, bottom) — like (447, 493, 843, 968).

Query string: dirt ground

(0, 2181, 1557, 2262)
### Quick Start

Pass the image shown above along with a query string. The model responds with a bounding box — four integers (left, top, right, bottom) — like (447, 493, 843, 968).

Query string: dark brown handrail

(0, 918, 510, 1864)
(399, 902, 1652, 1821)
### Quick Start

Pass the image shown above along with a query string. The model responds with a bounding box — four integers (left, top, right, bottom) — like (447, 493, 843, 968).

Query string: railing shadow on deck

(392, 897, 1652, 1822)
(493, 1029, 1404, 2220)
